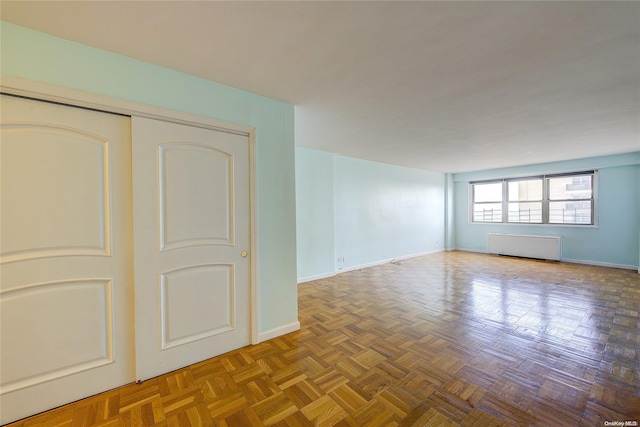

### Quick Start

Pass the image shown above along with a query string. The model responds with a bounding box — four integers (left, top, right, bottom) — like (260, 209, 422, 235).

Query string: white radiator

(488, 233, 561, 261)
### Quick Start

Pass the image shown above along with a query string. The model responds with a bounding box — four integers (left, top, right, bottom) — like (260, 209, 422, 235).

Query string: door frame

(0, 74, 260, 345)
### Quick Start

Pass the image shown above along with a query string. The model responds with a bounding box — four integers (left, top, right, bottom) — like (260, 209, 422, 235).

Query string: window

(470, 171, 597, 225)
(548, 174, 594, 224)
(507, 179, 542, 223)
(472, 182, 502, 222)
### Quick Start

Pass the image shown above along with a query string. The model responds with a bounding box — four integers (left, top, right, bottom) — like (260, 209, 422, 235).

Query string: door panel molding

(159, 142, 235, 251)
(0, 279, 114, 393)
(0, 123, 111, 263)
(161, 263, 235, 349)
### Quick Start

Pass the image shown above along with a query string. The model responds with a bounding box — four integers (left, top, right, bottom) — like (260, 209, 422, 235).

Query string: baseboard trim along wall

(336, 249, 444, 274)
(258, 321, 301, 343)
(560, 258, 638, 271)
(297, 272, 338, 284)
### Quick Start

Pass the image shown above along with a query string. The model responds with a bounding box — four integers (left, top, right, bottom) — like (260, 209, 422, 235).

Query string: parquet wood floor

(5, 251, 640, 426)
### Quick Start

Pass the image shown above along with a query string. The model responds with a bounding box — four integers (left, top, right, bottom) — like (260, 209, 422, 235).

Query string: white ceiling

(2, 1, 639, 173)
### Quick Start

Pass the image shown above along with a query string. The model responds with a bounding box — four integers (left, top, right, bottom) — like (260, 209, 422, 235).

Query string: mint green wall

(295, 148, 445, 279)
(334, 156, 445, 270)
(295, 148, 335, 281)
(1, 22, 298, 335)
(453, 152, 640, 269)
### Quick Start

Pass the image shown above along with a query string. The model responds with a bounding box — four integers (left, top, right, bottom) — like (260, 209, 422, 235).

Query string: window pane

(549, 175, 592, 200)
(508, 179, 542, 201)
(473, 182, 502, 203)
(507, 202, 542, 223)
(549, 201, 592, 224)
(473, 203, 502, 222)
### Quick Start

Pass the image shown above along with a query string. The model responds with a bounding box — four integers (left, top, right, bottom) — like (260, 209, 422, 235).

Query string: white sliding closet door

(132, 117, 251, 381)
(0, 95, 134, 424)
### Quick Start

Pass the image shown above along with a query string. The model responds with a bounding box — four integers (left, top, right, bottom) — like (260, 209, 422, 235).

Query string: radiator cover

(488, 233, 561, 261)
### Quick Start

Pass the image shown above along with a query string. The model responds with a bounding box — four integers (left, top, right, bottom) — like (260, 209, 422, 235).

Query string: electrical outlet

(337, 257, 345, 263)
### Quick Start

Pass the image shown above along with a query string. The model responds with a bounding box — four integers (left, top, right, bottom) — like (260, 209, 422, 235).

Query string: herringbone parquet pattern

(5, 251, 640, 426)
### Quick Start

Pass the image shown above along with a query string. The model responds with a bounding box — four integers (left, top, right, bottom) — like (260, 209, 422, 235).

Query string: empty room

(0, 1, 638, 426)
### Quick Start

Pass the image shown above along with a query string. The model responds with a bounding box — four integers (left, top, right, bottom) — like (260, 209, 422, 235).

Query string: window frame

(469, 170, 598, 227)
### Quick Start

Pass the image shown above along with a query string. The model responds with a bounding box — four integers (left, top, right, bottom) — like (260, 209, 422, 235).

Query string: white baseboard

(454, 247, 486, 254)
(336, 249, 444, 274)
(396, 249, 444, 260)
(257, 321, 300, 343)
(560, 258, 638, 271)
(297, 272, 337, 284)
